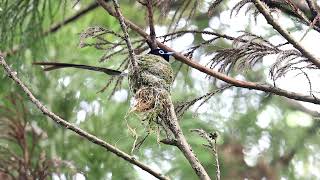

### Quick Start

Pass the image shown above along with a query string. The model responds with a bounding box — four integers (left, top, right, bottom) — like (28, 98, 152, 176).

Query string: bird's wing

(33, 62, 124, 76)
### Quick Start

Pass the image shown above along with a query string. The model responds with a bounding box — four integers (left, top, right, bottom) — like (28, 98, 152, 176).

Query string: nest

(133, 87, 167, 112)
(131, 87, 169, 131)
(128, 54, 174, 94)
(126, 54, 174, 143)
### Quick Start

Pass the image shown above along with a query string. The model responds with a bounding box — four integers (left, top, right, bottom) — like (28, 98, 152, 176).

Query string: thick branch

(253, 0, 320, 68)
(96, 2, 320, 104)
(0, 55, 169, 180)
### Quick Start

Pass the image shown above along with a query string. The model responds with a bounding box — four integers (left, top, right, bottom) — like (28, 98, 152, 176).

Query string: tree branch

(108, 0, 138, 68)
(146, 0, 158, 49)
(261, 0, 320, 32)
(96, 2, 320, 105)
(160, 92, 211, 180)
(0, 55, 169, 180)
(283, 98, 320, 117)
(253, 0, 320, 69)
(283, 0, 312, 24)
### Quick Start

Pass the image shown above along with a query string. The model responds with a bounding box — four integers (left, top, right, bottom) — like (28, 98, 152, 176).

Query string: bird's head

(149, 48, 174, 62)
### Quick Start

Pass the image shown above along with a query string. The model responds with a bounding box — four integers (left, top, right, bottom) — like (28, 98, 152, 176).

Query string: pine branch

(96, 1, 320, 105)
(190, 129, 220, 180)
(253, 0, 320, 69)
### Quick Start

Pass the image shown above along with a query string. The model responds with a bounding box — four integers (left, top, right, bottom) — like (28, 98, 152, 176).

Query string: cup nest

(130, 86, 170, 132)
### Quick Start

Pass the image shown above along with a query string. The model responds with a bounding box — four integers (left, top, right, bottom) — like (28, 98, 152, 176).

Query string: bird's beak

(165, 52, 174, 55)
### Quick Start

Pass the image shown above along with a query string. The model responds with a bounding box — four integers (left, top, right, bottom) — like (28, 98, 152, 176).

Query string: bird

(33, 48, 175, 93)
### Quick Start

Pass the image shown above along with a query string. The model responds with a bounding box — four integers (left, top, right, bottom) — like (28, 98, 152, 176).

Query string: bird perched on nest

(35, 48, 176, 136)
(128, 49, 174, 94)
(33, 48, 175, 95)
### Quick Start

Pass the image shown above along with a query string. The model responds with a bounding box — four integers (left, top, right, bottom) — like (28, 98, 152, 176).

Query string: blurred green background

(0, 0, 319, 179)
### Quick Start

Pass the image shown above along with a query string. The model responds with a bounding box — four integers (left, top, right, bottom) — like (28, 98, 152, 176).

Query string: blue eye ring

(159, 50, 165, 54)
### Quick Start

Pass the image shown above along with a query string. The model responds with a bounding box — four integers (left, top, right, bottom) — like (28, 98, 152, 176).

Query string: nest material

(128, 54, 174, 94)
(128, 54, 174, 134)
(132, 87, 170, 131)
(133, 87, 168, 112)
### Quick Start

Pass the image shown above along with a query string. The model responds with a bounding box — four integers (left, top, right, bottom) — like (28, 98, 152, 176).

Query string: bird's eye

(159, 50, 164, 54)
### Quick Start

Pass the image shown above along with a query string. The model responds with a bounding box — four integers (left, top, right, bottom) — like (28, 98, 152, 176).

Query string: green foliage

(0, 0, 61, 53)
(1, 0, 319, 180)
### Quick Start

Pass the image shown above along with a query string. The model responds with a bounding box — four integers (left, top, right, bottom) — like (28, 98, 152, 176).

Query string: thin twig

(190, 129, 220, 180)
(260, 0, 320, 33)
(0, 55, 169, 180)
(44, 2, 99, 35)
(109, 0, 138, 68)
(213, 139, 220, 180)
(252, 0, 320, 69)
(283, 0, 311, 24)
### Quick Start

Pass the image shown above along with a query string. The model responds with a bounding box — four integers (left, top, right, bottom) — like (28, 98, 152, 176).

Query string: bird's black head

(148, 48, 174, 62)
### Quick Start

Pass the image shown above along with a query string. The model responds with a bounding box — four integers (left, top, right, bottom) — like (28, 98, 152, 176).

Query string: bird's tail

(33, 62, 124, 76)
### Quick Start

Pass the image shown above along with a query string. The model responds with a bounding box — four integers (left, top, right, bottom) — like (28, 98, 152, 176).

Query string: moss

(128, 54, 174, 94)
(132, 87, 169, 133)
(127, 54, 174, 135)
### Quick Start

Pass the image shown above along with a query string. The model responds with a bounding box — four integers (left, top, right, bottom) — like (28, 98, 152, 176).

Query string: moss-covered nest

(127, 54, 174, 134)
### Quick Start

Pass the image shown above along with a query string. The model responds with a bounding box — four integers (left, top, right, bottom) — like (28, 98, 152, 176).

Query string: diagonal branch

(0, 55, 169, 180)
(96, 2, 320, 105)
(190, 129, 220, 180)
(253, 0, 320, 69)
(100, 1, 320, 104)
